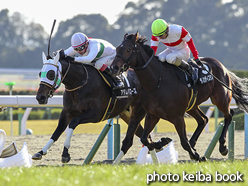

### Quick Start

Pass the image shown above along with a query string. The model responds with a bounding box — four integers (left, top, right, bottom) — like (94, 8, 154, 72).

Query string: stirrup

(113, 82, 124, 90)
(191, 68, 198, 84)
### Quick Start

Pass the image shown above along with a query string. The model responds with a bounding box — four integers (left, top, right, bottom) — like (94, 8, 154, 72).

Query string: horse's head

(36, 52, 62, 104)
(111, 32, 140, 76)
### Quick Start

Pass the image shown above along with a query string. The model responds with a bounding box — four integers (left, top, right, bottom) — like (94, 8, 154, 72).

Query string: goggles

(156, 28, 169, 37)
(74, 44, 87, 51)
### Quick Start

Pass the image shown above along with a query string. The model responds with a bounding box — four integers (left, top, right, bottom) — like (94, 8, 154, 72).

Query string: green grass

(0, 117, 222, 136)
(0, 160, 247, 186)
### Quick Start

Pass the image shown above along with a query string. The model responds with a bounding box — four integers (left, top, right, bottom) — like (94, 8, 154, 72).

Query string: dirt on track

(4, 131, 245, 166)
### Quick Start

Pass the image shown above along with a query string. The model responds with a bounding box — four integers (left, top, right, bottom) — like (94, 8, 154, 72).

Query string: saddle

(175, 60, 213, 111)
(97, 70, 138, 121)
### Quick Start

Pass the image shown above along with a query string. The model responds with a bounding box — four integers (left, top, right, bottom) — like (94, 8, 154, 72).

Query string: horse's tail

(228, 69, 248, 113)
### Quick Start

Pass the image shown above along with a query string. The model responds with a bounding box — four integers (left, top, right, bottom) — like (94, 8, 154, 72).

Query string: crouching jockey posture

(150, 19, 202, 84)
(59, 32, 124, 89)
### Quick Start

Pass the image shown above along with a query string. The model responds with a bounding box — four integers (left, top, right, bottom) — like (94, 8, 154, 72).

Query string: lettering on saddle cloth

(98, 71, 138, 98)
(175, 61, 213, 111)
(176, 62, 213, 89)
(97, 71, 138, 121)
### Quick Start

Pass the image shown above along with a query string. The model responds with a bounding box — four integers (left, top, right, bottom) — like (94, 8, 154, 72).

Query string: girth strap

(186, 87, 198, 112)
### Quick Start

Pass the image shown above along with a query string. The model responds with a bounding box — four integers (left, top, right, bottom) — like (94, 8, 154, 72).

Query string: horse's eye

(47, 70, 55, 80)
(127, 48, 131, 52)
(38, 72, 41, 78)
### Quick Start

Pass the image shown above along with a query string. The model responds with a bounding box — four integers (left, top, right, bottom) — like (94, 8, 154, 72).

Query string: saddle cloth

(97, 70, 138, 121)
(176, 61, 213, 89)
(175, 60, 213, 111)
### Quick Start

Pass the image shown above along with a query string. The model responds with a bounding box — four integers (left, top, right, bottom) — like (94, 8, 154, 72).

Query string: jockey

(60, 32, 124, 89)
(150, 19, 202, 84)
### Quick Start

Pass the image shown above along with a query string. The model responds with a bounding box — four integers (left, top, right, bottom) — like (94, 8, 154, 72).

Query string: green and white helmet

(151, 19, 168, 36)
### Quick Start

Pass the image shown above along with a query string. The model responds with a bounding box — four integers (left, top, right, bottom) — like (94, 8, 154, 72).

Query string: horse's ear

(135, 31, 139, 42)
(124, 33, 128, 40)
(53, 52, 60, 66)
(42, 52, 47, 64)
(131, 31, 139, 43)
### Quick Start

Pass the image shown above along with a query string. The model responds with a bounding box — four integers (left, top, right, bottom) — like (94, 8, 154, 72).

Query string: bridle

(115, 37, 162, 93)
(40, 61, 88, 97)
(115, 38, 154, 72)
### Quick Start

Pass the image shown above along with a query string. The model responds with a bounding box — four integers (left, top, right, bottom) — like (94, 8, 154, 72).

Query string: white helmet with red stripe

(71, 32, 88, 49)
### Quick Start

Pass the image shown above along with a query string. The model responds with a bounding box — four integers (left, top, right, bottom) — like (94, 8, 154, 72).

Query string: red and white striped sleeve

(181, 27, 198, 59)
(150, 35, 159, 54)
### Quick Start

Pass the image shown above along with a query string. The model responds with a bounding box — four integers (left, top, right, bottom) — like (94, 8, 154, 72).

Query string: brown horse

(111, 32, 248, 161)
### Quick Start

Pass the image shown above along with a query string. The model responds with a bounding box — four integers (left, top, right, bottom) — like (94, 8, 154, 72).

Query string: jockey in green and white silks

(60, 32, 123, 89)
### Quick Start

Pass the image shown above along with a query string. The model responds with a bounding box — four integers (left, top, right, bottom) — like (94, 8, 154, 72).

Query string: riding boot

(104, 66, 124, 90)
(179, 60, 198, 84)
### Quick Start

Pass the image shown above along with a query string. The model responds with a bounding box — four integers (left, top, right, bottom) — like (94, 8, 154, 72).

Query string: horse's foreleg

(61, 128, 73, 163)
(114, 106, 146, 165)
(120, 106, 146, 154)
(187, 107, 208, 149)
(61, 110, 97, 163)
(119, 109, 145, 138)
(140, 113, 160, 150)
(140, 113, 160, 163)
(219, 109, 234, 156)
(32, 109, 69, 160)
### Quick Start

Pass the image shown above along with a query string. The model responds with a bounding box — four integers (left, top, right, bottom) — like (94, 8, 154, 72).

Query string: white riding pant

(94, 53, 116, 70)
(158, 48, 190, 64)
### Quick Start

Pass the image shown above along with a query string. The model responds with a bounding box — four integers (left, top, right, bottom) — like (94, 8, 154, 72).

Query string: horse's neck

(60, 60, 88, 88)
(135, 49, 161, 92)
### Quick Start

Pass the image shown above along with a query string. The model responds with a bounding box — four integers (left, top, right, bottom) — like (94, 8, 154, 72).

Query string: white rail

(0, 95, 63, 108)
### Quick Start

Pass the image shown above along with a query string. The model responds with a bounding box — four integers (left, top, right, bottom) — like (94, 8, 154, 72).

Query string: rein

(65, 64, 89, 92)
(116, 38, 162, 93)
(116, 39, 155, 71)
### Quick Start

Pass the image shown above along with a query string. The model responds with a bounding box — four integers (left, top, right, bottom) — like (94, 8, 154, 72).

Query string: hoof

(62, 146, 71, 163)
(189, 151, 200, 160)
(199, 156, 207, 162)
(219, 145, 228, 156)
(61, 156, 71, 163)
(152, 137, 172, 150)
(220, 148, 228, 156)
(32, 152, 43, 160)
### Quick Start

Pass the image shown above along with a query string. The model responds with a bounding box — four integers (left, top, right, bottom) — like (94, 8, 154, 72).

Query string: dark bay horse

(32, 52, 149, 163)
(111, 32, 248, 162)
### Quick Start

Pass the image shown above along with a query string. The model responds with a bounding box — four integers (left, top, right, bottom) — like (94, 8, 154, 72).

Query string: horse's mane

(126, 34, 159, 60)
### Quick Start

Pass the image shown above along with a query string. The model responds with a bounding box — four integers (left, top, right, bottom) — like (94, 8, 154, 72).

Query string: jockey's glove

(195, 58, 203, 67)
(59, 49, 66, 59)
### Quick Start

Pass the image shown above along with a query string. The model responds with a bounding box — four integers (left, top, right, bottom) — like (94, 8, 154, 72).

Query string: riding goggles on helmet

(157, 27, 169, 37)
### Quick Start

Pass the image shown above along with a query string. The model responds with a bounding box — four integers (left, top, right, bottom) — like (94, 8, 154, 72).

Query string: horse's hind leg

(219, 108, 234, 156)
(187, 107, 209, 150)
(172, 116, 204, 161)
